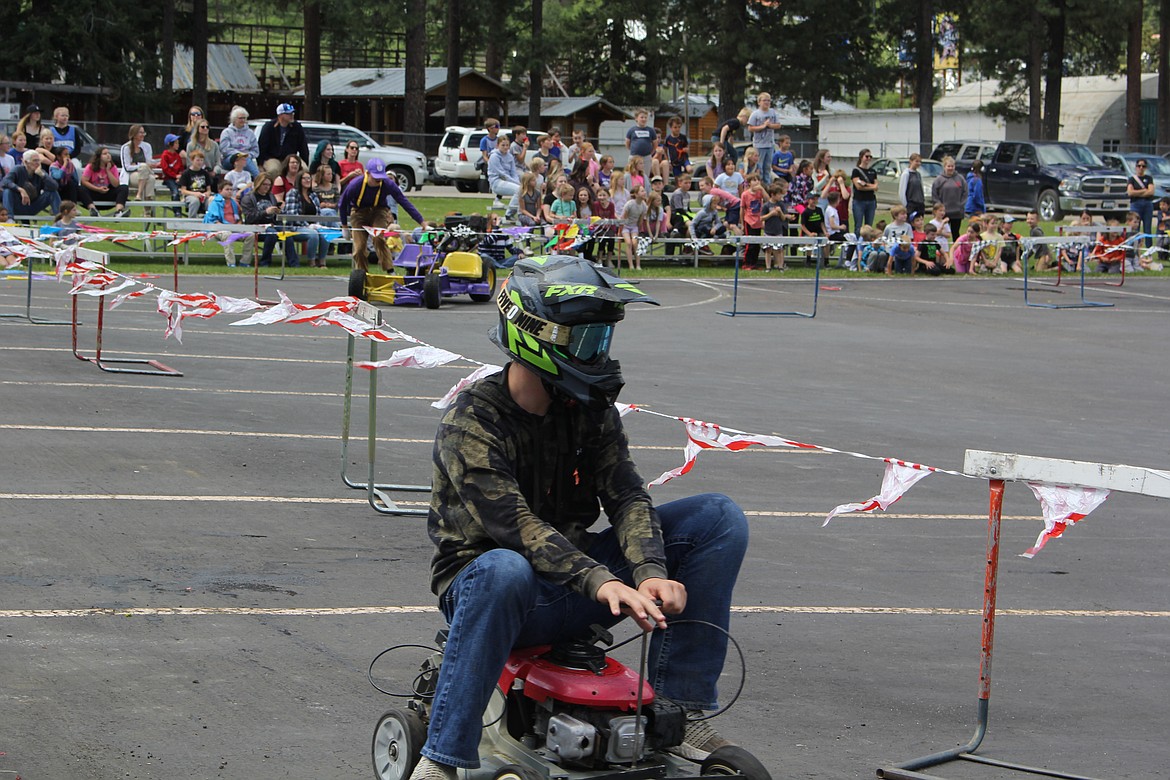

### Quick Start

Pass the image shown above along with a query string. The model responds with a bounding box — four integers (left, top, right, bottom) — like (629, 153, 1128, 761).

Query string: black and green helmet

(490, 255, 658, 409)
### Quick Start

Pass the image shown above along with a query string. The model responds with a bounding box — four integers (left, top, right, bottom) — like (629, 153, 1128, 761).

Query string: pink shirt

(83, 165, 121, 189)
(708, 186, 741, 208)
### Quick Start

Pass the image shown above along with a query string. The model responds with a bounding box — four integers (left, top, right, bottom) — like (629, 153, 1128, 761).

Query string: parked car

(433, 126, 547, 192)
(248, 120, 427, 191)
(1099, 152, 1170, 199)
(983, 141, 1128, 220)
(870, 157, 943, 210)
(929, 140, 997, 174)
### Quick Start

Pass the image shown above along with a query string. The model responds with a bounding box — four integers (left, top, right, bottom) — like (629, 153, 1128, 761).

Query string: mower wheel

(469, 265, 496, 303)
(701, 746, 773, 780)
(491, 764, 543, 780)
(348, 268, 368, 301)
(423, 272, 443, 309)
(372, 708, 426, 780)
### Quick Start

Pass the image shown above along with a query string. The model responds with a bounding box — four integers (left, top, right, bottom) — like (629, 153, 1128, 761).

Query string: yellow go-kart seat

(443, 251, 484, 279)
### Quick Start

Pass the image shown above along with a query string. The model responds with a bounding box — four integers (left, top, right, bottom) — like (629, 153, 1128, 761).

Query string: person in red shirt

(159, 134, 184, 202)
(739, 173, 766, 269)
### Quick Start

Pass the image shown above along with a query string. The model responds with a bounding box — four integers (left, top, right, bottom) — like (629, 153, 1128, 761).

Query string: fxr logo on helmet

(544, 284, 598, 298)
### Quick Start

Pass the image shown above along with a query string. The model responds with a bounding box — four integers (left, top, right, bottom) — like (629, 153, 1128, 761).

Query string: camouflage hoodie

(428, 365, 667, 599)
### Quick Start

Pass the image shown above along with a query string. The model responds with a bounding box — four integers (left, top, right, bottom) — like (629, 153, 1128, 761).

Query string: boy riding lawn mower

(370, 623, 772, 780)
(349, 215, 497, 309)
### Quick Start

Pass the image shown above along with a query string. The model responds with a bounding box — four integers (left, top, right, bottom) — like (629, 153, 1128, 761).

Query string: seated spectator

(178, 150, 215, 217)
(577, 141, 600, 183)
(120, 124, 156, 210)
(187, 118, 222, 173)
(240, 173, 282, 266)
(998, 215, 1023, 273)
(979, 215, 1005, 273)
(223, 152, 254, 197)
(1092, 219, 1127, 273)
(49, 107, 80, 155)
(517, 171, 542, 227)
(915, 224, 946, 275)
(698, 175, 742, 232)
(1, 149, 61, 218)
(951, 220, 983, 275)
(1024, 210, 1056, 271)
(691, 194, 727, 240)
(219, 106, 260, 177)
(859, 225, 888, 273)
(596, 154, 616, 191)
(889, 234, 917, 275)
(34, 128, 57, 168)
(257, 103, 309, 175)
(0, 135, 15, 177)
(487, 135, 520, 217)
(159, 134, 185, 201)
(281, 169, 329, 268)
(0, 205, 9, 224)
(310, 140, 341, 177)
(882, 205, 913, 243)
(272, 154, 304, 204)
(623, 156, 647, 192)
(825, 191, 847, 261)
(337, 140, 365, 189)
(204, 178, 253, 267)
(311, 165, 341, 222)
(80, 148, 130, 217)
(49, 147, 83, 205)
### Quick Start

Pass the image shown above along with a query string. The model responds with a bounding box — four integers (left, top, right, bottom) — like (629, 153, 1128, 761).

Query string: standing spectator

(827, 168, 851, 228)
(309, 140, 340, 177)
(79, 148, 129, 216)
(547, 127, 564, 164)
(811, 149, 833, 208)
(119, 124, 155, 208)
(747, 93, 782, 186)
(899, 153, 926, 219)
(8, 132, 29, 169)
(715, 158, 744, 198)
(663, 116, 693, 180)
(771, 135, 794, 183)
(965, 160, 985, 217)
(623, 156, 647, 192)
(178, 150, 215, 218)
(740, 173, 766, 269)
(665, 174, 693, 258)
(177, 106, 206, 157)
(790, 159, 813, 206)
(187, 118, 222, 174)
(1127, 158, 1155, 246)
(715, 107, 751, 165)
(219, 106, 260, 177)
(850, 149, 879, 231)
(533, 133, 556, 170)
(931, 156, 967, 240)
(2, 149, 60, 218)
(338, 140, 365, 188)
(203, 178, 253, 267)
(257, 103, 309, 175)
(619, 184, 649, 271)
(565, 129, 585, 169)
(509, 126, 530, 168)
(762, 184, 790, 271)
(339, 158, 429, 272)
(737, 146, 762, 181)
(49, 107, 79, 154)
(478, 118, 502, 168)
(15, 105, 44, 149)
(158, 134, 185, 201)
(624, 110, 656, 170)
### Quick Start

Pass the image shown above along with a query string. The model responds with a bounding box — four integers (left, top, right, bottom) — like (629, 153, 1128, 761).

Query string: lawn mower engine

(499, 636, 687, 768)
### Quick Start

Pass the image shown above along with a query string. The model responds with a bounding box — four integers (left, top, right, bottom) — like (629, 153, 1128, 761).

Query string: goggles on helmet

(497, 288, 616, 364)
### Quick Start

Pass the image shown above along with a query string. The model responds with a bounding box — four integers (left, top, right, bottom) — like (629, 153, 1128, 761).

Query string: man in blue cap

(257, 103, 308, 175)
(339, 157, 430, 272)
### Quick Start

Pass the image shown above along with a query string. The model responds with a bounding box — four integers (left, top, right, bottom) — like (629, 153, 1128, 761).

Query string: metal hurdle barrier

(877, 449, 1170, 780)
(717, 235, 826, 318)
(1019, 235, 1113, 309)
(1053, 225, 1127, 288)
(69, 246, 182, 376)
(0, 224, 71, 325)
(339, 300, 430, 516)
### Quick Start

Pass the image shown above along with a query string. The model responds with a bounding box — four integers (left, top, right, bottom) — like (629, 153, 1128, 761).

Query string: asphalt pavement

(2, 267, 1168, 779)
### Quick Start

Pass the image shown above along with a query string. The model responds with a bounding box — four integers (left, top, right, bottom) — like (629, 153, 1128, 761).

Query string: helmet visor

(566, 322, 614, 364)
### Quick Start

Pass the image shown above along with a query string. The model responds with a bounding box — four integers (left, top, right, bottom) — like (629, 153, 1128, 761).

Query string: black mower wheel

(469, 265, 497, 303)
(349, 268, 368, 301)
(701, 745, 773, 780)
(423, 272, 443, 309)
(491, 763, 544, 780)
(371, 708, 426, 780)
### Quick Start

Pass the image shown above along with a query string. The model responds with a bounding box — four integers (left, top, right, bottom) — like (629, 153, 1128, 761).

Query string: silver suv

(248, 120, 428, 191)
(434, 126, 547, 192)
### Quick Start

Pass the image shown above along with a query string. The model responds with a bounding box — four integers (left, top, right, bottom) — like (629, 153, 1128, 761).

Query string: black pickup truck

(982, 141, 1128, 221)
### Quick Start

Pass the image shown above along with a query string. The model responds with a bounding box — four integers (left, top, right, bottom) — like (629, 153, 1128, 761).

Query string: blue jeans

(422, 492, 749, 768)
(3, 188, 60, 218)
(852, 198, 877, 231)
(1130, 200, 1153, 247)
(285, 228, 326, 264)
(755, 145, 774, 186)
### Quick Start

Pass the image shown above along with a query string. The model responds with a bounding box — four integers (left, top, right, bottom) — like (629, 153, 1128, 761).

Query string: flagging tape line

(1, 605, 1167, 620)
(23, 241, 1147, 558)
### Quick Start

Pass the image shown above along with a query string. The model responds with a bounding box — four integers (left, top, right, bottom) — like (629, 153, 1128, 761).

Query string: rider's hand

(595, 579, 667, 632)
(638, 577, 687, 615)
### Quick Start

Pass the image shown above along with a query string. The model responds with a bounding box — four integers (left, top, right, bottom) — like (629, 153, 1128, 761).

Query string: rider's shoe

(667, 715, 734, 762)
(408, 757, 457, 780)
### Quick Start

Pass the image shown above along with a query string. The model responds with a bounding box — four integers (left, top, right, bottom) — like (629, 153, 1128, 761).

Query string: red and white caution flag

(356, 345, 462, 371)
(432, 364, 503, 409)
(1021, 483, 1111, 558)
(649, 419, 797, 487)
(824, 461, 934, 525)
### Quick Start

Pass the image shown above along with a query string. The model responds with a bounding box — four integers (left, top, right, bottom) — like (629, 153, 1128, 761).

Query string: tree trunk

(302, 0, 322, 121)
(1160, 0, 1170, 149)
(484, 39, 503, 119)
(1027, 6, 1043, 138)
(1042, 0, 1066, 140)
(643, 15, 659, 107)
(445, 0, 461, 128)
(529, 0, 543, 130)
(162, 0, 175, 123)
(716, 0, 747, 122)
(192, 0, 208, 111)
(916, 0, 933, 155)
(1125, 0, 1143, 148)
(404, 0, 427, 153)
